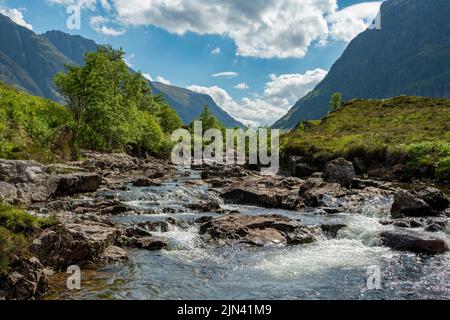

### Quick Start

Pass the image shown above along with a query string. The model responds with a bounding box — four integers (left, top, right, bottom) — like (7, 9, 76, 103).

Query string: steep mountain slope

(150, 82, 243, 127)
(273, 0, 450, 130)
(0, 14, 74, 101)
(0, 15, 242, 127)
(43, 30, 98, 65)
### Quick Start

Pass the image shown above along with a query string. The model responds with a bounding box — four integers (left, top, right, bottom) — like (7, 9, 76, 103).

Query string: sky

(0, 0, 382, 126)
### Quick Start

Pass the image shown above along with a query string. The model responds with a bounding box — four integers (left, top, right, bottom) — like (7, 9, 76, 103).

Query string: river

(46, 169, 450, 300)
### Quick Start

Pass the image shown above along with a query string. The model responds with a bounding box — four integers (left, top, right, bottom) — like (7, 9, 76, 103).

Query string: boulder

(391, 191, 433, 218)
(102, 246, 128, 263)
(53, 173, 102, 197)
(414, 187, 449, 212)
(380, 231, 448, 254)
(290, 157, 316, 178)
(222, 177, 303, 210)
(0, 257, 49, 300)
(324, 158, 355, 187)
(31, 223, 121, 270)
(131, 237, 168, 251)
(299, 177, 347, 207)
(199, 213, 317, 246)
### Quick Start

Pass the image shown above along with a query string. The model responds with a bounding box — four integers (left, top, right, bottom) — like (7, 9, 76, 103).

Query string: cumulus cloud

(142, 73, 153, 81)
(234, 83, 249, 90)
(0, 7, 33, 30)
(47, 0, 97, 10)
(188, 68, 327, 126)
(90, 15, 125, 36)
(155, 75, 171, 85)
(212, 72, 239, 79)
(211, 47, 221, 55)
(111, 0, 337, 58)
(327, 1, 383, 43)
(46, 1, 383, 57)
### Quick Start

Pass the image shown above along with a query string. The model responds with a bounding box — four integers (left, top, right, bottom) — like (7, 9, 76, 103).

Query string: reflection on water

(47, 169, 450, 300)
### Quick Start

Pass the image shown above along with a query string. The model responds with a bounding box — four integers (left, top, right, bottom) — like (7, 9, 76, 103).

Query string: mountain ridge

(273, 0, 450, 129)
(0, 15, 243, 128)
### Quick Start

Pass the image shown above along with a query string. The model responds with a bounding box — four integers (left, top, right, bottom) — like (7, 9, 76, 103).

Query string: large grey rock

(199, 213, 318, 247)
(413, 187, 449, 212)
(52, 173, 102, 197)
(381, 231, 448, 254)
(30, 222, 121, 270)
(391, 191, 433, 218)
(0, 257, 49, 300)
(324, 158, 355, 187)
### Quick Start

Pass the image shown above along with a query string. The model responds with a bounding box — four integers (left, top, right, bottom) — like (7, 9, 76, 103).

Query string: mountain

(149, 82, 243, 127)
(0, 14, 74, 101)
(273, 0, 450, 130)
(0, 14, 243, 128)
(43, 30, 98, 65)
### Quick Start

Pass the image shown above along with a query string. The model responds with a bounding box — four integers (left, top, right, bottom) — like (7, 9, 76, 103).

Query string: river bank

(0, 152, 449, 300)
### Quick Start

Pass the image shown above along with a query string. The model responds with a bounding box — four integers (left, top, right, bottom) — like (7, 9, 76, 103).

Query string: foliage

(0, 203, 56, 272)
(54, 45, 182, 158)
(0, 82, 72, 162)
(330, 93, 342, 112)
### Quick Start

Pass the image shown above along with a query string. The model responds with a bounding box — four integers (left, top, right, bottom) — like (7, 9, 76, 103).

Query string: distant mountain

(0, 14, 73, 101)
(0, 14, 243, 127)
(273, 0, 450, 130)
(43, 30, 98, 65)
(150, 82, 243, 127)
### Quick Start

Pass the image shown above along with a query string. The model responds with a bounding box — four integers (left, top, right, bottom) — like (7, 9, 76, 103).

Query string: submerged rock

(380, 231, 448, 254)
(199, 213, 317, 247)
(102, 246, 128, 263)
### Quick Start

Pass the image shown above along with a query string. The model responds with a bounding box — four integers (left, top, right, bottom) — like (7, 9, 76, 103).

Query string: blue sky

(0, 0, 382, 126)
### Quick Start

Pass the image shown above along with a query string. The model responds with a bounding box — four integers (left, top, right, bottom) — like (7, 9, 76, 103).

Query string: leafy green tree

(54, 45, 181, 158)
(194, 105, 225, 132)
(330, 93, 342, 112)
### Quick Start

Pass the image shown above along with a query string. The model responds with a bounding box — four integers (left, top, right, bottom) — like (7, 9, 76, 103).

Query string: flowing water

(48, 169, 450, 300)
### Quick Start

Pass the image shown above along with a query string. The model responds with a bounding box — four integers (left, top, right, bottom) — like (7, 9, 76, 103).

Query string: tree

(330, 93, 342, 112)
(54, 45, 181, 158)
(195, 105, 225, 132)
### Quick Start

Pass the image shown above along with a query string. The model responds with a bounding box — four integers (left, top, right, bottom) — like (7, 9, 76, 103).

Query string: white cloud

(211, 47, 221, 55)
(327, 2, 383, 43)
(188, 68, 326, 126)
(112, 0, 337, 58)
(46, 1, 383, 58)
(142, 73, 153, 81)
(155, 75, 171, 85)
(47, 0, 97, 10)
(90, 15, 125, 36)
(234, 83, 249, 90)
(0, 7, 33, 30)
(212, 71, 239, 79)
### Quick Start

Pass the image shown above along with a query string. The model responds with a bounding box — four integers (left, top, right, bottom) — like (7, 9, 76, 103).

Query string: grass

(282, 96, 450, 180)
(0, 203, 57, 273)
(0, 81, 72, 162)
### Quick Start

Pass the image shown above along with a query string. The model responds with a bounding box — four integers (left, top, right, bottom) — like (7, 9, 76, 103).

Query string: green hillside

(0, 82, 71, 162)
(282, 96, 450, 181)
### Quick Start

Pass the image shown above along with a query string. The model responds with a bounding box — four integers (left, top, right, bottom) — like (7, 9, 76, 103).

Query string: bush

(0, 203, 56, 234)
(0, 227, 29, 273)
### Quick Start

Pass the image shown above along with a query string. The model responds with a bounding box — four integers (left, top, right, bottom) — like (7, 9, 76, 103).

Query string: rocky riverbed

(0, 153, 449, 300)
